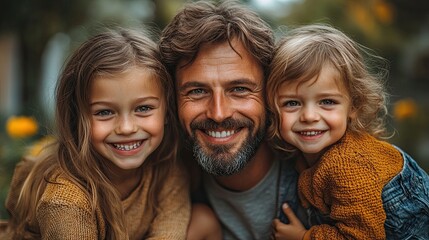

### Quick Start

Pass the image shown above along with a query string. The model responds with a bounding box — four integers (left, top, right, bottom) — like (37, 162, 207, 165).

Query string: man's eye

(94, 110, 113, 116)
(232, 87, 248, 93)
(188, 88, 206, 95)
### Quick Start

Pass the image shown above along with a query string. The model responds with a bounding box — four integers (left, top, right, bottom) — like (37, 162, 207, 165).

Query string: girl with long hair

(4, 28, 190, 239)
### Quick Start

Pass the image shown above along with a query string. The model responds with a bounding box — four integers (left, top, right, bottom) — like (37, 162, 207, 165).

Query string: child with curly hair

(267, 24, 429, 240)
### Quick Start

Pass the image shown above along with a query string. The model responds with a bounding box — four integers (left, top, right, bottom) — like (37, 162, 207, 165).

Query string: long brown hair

(9, 28, 178, 239)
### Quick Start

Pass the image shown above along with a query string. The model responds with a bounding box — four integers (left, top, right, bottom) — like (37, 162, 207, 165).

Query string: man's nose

(206, 91, 233, 123)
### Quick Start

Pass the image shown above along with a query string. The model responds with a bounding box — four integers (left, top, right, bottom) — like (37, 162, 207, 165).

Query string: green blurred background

(1, 0, 428, 219)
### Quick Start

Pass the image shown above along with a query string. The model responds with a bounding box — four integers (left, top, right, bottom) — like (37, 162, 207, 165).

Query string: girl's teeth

(301, 131, 322, 136)
(113, 141, 141, 151)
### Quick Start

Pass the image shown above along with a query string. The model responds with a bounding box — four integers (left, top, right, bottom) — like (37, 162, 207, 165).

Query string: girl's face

(276, 64, 354, 164)
(90, 67, 166, 173)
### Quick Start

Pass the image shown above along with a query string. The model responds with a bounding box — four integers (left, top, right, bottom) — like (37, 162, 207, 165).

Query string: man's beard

(190, 117, 266, 176)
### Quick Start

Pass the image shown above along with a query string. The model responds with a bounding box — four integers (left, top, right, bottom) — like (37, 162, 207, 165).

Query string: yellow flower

(6, 116, 39, 138)
(393, 98, 418, 121)
(27, 136, 55, 157)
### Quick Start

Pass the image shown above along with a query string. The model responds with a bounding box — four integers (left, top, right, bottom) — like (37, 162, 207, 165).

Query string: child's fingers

(281, 203, 302, 226)
(272, 218, 282, 229)
(272, 204, 307, 240)
(271, 218, 285, 239)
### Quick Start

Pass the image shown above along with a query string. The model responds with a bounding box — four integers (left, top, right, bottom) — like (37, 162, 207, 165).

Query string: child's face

(276, 64, 354, 163)
(90, 67, 166, 172)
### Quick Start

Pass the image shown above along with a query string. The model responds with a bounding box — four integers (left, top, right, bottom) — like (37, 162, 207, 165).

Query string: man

(159, 1, 307, 239)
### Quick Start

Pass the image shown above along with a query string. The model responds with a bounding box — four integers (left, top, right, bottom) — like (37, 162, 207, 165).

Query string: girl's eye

(136, 105, 153, 113)
(283, 100, 300, 107)
(320, 99, 336, 105)
(95, 110, 113, 116)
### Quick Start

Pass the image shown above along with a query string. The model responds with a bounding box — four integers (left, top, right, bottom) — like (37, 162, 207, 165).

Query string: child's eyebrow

(277, 92, 347, 99)
(90, 96, 161, 106)
(316, 92, 347, 98)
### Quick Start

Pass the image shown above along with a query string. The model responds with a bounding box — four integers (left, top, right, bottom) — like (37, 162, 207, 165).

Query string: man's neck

(214, 142, 274, 191)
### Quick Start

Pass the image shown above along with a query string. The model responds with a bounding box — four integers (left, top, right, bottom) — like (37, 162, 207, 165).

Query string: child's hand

(272, 203, 307, 240)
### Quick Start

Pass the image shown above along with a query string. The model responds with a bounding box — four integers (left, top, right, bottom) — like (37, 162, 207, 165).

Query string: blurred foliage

(1, 0, 91, 218)
(390, 99, 429, 171)
(0, 115, 44, 218)
(0, 0, 90, 113)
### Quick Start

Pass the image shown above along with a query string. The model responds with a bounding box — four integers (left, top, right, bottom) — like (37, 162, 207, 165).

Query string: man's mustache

(190, 118, 253, 131)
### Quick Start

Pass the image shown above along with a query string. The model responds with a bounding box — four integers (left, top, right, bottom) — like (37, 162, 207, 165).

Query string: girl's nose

(115, 115, 138, 135)
(300, 105, 320, 123)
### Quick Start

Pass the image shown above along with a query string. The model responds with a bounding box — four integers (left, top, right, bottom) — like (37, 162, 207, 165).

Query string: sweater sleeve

(36, 177, 101, 240)
(5, 159, 35, 220)
(146, 166, 191, 240)
(305, 156, 386, 240)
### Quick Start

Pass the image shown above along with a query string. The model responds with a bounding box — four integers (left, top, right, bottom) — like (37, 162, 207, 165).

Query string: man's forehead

(177, 41, 241, 67)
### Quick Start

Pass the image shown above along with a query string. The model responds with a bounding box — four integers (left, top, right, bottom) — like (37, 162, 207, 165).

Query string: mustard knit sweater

(299, 131, 403, 240)
(5, 160, 190, 240)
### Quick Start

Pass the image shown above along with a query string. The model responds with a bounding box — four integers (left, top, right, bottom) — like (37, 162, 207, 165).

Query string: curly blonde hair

(267, 24, 390, 151)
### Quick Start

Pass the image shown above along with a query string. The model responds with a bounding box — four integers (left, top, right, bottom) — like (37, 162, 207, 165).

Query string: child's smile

(90, 67, 166, 173)
(277, 64, 354, 164)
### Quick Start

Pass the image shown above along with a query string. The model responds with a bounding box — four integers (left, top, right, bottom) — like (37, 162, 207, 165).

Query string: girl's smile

(90, 67, 166, 173)
(277, 64, 354, 164)
(111, 140, 143, 152)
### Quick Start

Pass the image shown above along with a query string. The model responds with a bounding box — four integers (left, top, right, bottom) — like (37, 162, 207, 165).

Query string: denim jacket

(382, 147, 429, 239)
(277, 158, 310, 228)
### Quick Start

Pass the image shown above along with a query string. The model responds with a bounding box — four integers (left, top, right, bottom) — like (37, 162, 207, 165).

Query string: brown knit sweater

(299, 131, 403, 240)
(4, 160, 190, 239)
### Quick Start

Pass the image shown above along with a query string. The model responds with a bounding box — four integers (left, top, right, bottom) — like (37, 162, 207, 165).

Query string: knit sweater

(298, 131, 403, 240)
(5, 159, 190, 239)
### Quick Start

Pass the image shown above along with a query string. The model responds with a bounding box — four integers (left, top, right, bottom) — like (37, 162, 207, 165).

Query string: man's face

(175, 39, 267, 176)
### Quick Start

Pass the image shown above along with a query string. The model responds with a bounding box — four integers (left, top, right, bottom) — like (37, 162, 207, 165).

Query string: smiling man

(159, 1, 307, 239)
(175, 38, 267, 178)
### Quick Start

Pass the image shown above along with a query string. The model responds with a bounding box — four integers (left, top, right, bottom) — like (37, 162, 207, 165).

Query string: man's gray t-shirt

(204, 160, 280, 240)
